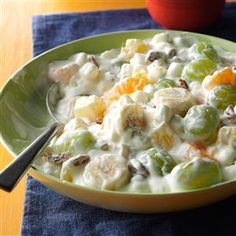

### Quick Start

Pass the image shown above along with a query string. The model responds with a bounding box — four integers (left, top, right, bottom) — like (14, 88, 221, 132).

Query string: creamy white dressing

(35, 32, 236, 193)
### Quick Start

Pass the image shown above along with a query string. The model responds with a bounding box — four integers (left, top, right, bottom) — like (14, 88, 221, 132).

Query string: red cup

(146, 0, 225, 30)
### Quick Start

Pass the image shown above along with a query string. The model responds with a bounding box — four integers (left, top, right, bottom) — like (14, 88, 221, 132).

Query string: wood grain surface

(0, 0, 235, 235)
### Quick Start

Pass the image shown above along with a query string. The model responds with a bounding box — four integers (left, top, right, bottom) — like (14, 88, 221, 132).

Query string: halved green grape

(171, 157, 222, 190)
(190, 42, 218, 61)
(51, 130, 95, 155)
(147, 148, 176, 176)
(116, 61, 126, 67)
(184, 104, 220, 144)
(207, 84, 236, 111)
(182, 57, 216, 82)
(156, 78, 176, 90)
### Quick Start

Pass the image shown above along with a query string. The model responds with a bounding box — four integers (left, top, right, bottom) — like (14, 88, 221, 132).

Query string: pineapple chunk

(79, 62, 99, 80)
(150, 122, 180, 150)
(74, 95, 106, 123)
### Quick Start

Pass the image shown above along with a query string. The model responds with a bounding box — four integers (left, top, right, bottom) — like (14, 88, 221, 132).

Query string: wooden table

(0, 0, 235, 235)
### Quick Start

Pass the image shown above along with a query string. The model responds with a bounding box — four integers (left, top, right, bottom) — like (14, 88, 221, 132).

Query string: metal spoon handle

(0, 123, 59, 192)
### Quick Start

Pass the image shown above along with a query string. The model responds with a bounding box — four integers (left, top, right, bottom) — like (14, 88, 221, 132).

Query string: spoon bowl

(46, 83, 61, 122)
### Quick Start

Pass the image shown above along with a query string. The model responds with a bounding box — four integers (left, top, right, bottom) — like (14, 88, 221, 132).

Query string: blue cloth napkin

(22, 5, 236, 235)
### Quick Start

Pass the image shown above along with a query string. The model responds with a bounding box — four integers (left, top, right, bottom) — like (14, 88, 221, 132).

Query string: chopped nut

(124, 109, 146, 131)
(72, 155, 90, 166)
(222, 105, 236, 125)
(89, 56, 99, 67)
(100, 143, 109, 151)
(121, 145, 130, 158)
(167, 48, 177, 58)
(224, 105, 235, 116)
(126, 115, 145, 129)
(178, 79, 189, 90)
(95, 117, 103, 124)
(128, 159, 149, 178)
(47, 152, 70, 165)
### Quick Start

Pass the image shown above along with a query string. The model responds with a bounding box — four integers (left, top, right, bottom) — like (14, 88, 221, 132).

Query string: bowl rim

(1, 29, 236, 197)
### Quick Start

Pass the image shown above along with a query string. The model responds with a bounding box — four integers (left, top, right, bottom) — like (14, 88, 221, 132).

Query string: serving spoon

(0, 84, 61, 192)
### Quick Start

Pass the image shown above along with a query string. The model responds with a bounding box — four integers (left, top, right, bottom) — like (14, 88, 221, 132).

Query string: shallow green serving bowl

(1, 30, 236, 213)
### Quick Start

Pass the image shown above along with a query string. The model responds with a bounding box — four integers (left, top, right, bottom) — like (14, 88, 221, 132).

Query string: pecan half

(47, 152, 70, 165)
(147, 51, 165, 63)
(100, 143, 109, 151)
(125, 110, 146, 131)
(89, 56, 99, 67)
(121, 145, 130, 158)
(72, 155, 90, 166)
(178, 79, 189, 90)
(95, 117, 103, 124)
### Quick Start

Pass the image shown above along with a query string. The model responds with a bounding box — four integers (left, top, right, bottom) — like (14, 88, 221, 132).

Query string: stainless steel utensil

(0, 122, 59, 192)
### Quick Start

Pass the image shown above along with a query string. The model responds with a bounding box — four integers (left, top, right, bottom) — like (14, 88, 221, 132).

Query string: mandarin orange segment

(203, 67, 236, 90)
(107, 77, 148, 101)
(186, 142, 212, 159)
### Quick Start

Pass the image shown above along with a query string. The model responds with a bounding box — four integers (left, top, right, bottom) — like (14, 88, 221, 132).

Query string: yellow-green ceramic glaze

(1, 30, 236, 212)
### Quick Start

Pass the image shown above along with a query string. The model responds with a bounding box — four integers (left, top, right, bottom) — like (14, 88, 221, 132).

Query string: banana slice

(74, 95, 106, 123)
(119, 103, 146, 132)
(83, 155, 130, 190)
(154, 87, 195, 115)
(119, 104, 150, 147)
(117, 103, 150, 149)
(102, 102, 149, 148)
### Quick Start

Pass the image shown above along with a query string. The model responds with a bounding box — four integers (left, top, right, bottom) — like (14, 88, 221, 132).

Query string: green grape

(156, 78, 176, 90)
(182, 57, 216, 82)
(148, 148, 176, 176)
(207, 84, 236, 111)
(184, 104, 220, 144)
(52, 130, 95, 155)
(190, 42, 218, 61)
(116, 61, 126, 67)
(171, 157, 222, 190)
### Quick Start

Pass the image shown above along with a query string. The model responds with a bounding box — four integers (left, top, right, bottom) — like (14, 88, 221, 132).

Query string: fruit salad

(35, 32, 236, 193)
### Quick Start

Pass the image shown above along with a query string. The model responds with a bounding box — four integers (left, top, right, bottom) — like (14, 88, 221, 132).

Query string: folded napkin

(22, 5, 236, 235)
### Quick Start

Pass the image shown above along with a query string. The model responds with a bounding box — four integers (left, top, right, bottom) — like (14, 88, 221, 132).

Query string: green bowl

(1, 30, 236, 213)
